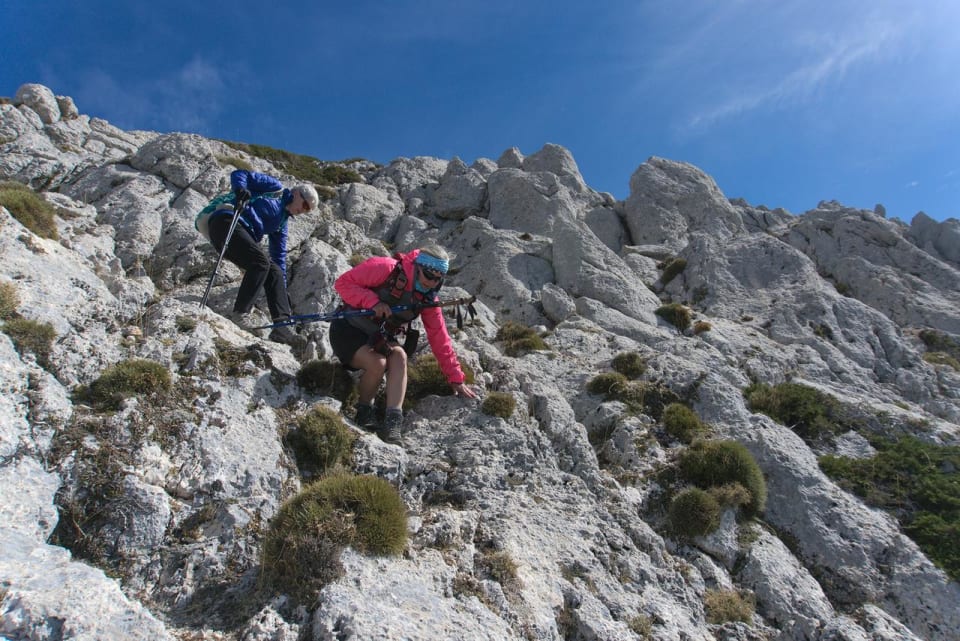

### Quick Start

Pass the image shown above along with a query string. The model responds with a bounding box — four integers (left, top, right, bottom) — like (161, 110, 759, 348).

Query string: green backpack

(194, 190, 283, 239)
(194, 192, 235, 240)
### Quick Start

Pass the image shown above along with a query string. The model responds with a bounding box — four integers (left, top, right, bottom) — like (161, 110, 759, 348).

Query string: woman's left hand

(451, 382, 478, 399)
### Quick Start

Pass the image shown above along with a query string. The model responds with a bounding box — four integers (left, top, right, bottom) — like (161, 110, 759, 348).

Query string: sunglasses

(420, 266, 444, 283)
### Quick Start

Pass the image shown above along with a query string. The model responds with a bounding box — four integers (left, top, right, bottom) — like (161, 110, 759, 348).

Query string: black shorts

(329, 319, 371, 368)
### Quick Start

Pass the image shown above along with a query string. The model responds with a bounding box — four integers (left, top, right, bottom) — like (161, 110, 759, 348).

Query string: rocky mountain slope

(1, 83, 958, 641)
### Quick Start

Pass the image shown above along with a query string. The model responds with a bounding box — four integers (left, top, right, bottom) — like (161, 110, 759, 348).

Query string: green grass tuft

(0, 281, 19, 320)
(404, 354, 475, 408)
(655, 303, 691, 334)
(669, 487, 721, 537)
(678, 440, 767, 517)
(2, 317, 56, 368)
(0, 181, 59, 239)
(704, 588, 754, 624)
(287, 405, 356, 476)
(495, 321, 550, 356)
(662, 403, 708, 444)
(261, 474, 407, 604)
(744, 381, 857, 443)
(84, 358, 172, 410)
(481, 391, 517, 418)
(296, 359, 357, 403)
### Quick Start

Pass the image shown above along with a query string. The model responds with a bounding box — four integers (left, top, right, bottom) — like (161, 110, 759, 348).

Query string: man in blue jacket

(206, 169, 318, 347)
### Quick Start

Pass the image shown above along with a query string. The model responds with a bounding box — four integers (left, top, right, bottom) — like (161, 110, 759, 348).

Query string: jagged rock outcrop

(2, 84, 959, 641)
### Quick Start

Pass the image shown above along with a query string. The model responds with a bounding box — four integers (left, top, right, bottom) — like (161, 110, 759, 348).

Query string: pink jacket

(334, 250, 465, 384)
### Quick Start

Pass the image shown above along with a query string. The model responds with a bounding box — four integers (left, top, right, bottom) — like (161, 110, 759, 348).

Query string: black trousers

(208, 215, 291, 320)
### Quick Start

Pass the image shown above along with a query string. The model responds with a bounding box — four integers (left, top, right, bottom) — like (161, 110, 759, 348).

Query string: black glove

(234, 187, 252, 203)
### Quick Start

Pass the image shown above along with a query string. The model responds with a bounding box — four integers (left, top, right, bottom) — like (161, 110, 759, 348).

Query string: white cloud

(682, 19, 900, 133)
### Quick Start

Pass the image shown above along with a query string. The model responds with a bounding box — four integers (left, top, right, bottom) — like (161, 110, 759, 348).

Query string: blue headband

(415, 252, 449, 274)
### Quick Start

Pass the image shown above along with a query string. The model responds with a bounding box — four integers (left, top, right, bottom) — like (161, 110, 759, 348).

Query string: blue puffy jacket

(213, 169, 295, 276)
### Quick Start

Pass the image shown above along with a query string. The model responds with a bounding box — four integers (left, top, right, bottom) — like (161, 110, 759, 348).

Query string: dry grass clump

(611, 351, 647, 379)
(655, 303, 692, 334)
(481, 391, 517, 418)
(495, 321, 549, 356)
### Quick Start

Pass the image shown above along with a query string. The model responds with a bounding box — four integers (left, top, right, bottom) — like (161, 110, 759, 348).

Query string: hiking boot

(227, 310, 267, 336)
(378, 410, 403, 445)
(269, 324, 308, 352)
(353, 403, 377, 430)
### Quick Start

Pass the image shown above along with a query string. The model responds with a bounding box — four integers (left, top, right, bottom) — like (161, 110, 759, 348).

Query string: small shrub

(0, 281, 18, 320)
(660, 257, 687, 286)
(296, 359, 356, 402)
(704, 588, 754, 624)
(495, 321, 549, 356)
(669, 487, 721, 537)
(693, 320, 712, 335)
(261, 474, 407, 603)
(744, 382, 852, 443)
(611, 352, 646, 379)
(0, 181, 59, 239)
(587, 372, 629, 396)
(287, 406, 356, 475)
(655, 303, 691, 334)
(819, 435, 960, 582)
(405, 353, 475, 407)
(2, 317, 56, 368)
(662, 403, 707, 444)
(85, 358, 172, 410)
(678, 440, 767, 517)
(481, 391, 516, 418)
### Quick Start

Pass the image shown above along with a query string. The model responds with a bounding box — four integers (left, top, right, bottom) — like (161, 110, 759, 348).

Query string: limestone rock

(0, 83, 958, 641)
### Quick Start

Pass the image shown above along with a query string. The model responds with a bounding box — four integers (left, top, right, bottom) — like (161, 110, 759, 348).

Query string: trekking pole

(253, 295, 478, 330)
(199, 195, 248, 310)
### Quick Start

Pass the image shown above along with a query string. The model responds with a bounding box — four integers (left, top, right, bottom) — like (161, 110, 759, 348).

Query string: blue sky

(2, 0, 958, 222)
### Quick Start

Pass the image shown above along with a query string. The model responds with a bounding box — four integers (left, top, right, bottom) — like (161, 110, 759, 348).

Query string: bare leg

(384, 346, 408, 410)
(349, 347, 388, 404)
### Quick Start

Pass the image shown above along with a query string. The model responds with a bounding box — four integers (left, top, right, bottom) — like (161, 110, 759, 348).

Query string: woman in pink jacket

(330, 244, 477, 444)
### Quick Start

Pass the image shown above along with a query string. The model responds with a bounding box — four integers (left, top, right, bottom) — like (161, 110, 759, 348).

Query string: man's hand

(234, 187, 252, 203)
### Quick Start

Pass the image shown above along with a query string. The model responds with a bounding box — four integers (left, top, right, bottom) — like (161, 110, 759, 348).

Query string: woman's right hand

(372, 302, 392, 320)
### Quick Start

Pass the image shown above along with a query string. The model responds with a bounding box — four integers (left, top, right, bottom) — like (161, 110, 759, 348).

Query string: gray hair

(295, 184, 319, 211)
